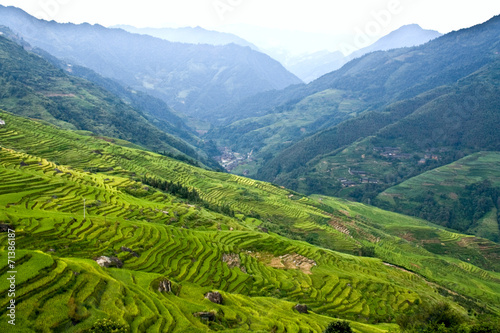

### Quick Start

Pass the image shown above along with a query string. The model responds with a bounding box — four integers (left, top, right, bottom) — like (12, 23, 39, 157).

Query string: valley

(0, 3, 499, 332)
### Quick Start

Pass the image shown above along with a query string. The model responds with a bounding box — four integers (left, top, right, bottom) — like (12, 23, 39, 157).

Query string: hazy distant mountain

(285, 24, 442, 83)
(0, 5, 301, 120)
(285, 50, 346, 83)
(348, 24, 442, 60)
(217, 24, 343, 58)
(112, 25, 259, 50)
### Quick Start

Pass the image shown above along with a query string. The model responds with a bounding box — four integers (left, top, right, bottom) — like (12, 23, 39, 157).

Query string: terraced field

(377, 151, 500, 241)
(0, 111, 500, 332)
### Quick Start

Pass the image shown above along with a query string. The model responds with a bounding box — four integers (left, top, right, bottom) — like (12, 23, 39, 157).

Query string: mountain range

(0, 4, 499, 332)
(0, 27, 211, 163)
(287, 24, 442, 82)
(113, 25, 259, 50)
(0, 5, 301, 121)
(204, 15, 500, 242)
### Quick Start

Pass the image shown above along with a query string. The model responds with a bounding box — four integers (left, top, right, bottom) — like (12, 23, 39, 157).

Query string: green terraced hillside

(0, 111, 500, 332)
(377, 152, 500, 241)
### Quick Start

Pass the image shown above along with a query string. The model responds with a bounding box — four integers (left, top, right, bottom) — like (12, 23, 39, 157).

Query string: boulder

(95, 256, 123, 268)
(158, 279, 172, 293)
(294, 304, 308, 314)
(193, 312, 216, 321)
(205, 291, 223, 304)
(120, 246, 140, 257)
(0, 224, 11, 232)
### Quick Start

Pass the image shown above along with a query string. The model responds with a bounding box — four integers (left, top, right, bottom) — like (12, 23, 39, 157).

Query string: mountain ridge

(0, 5, 302, 120)
(0, 27, 214, 167)
(112, 24, 259, 50)
(288, 24, 442, 83)
(210, 14, 499, 178)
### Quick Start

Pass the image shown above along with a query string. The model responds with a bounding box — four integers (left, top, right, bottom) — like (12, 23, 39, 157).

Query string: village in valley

(216, 147, 254, 174)
(338, 146, 443, 188)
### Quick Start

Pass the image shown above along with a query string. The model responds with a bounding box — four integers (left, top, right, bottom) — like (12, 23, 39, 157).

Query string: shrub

(85, 318, 128, 333)
(323, 320, 353, 333)
(396, 302, 466, 332)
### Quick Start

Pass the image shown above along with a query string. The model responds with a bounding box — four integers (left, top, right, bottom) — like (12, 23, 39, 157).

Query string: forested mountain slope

(258, 59, 500, 241)
(0, 5, 301, 120)
(0, 29, 217, 167)
(210, 15, 500, 176)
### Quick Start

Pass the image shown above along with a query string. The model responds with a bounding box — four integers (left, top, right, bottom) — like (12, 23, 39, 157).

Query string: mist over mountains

(0, 3, 499, 332)
(0, 5, 301, 120)
(112, 25, 259, 50)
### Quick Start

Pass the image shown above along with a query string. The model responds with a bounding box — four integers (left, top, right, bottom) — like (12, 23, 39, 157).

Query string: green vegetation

(324, 321, 353, 333)
(0, 31, 207, 165)
(377, 152, 500, 241)
(209, 89, 367, 177)
(213, 15, 500, 180)
(255, 59, 500, 243)
(0, 13, 500, 332)
(0, 112, 499, 332)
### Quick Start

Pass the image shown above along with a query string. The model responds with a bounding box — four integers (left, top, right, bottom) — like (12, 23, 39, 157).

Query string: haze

(1, 0, 499, 54)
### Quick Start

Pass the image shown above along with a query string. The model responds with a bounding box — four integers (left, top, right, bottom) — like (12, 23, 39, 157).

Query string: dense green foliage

(377, 152, 500, 242)
(85, 319, 129, 333)
(324, 321, 353, 333)
(0, 112, 499, 332)
(209, 15, 500, 177)
(0, 31, 208, 165)
(396, 302, 467, 332)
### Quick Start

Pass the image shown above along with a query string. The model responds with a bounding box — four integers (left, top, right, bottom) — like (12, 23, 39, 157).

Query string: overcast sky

(1, 0, 499, 54)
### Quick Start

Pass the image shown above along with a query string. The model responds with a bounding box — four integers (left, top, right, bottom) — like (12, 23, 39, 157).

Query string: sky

(1, 0, 499, 54)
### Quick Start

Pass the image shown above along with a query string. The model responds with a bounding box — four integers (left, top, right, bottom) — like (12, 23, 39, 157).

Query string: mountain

(0, 27, 210, 165)
(27, 42, 199, 145)
(348, 24, 442, 60)
(285, 50, 347, 83)
(275, 25, 441, 83)
(256, 49, 500, 240)
(210, 15, 499, 177)
(112, 25, 259, 50)
(259, 59, 500, 187)
(0, 5, 301, 121)
(0, 110, 499, 332)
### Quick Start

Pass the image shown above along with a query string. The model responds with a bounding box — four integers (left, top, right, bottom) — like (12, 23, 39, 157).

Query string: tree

(323, 320, 353, 333)
(396, 302, 466, 332)
(85, 318, 128, 333)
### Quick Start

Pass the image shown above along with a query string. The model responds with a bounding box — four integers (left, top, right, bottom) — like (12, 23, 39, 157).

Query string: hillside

(257, 58, 500, 239)
(0, 111, 500, 332)
(28, 44, 200, 147)
(210, 15, 500, 173)
(377, 152, 500, 242)
(0, 29, 215, 168)
(0, 5, 301, 121)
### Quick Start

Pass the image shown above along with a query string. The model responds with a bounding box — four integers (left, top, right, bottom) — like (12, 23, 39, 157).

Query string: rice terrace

(0, 2, 500, 332)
